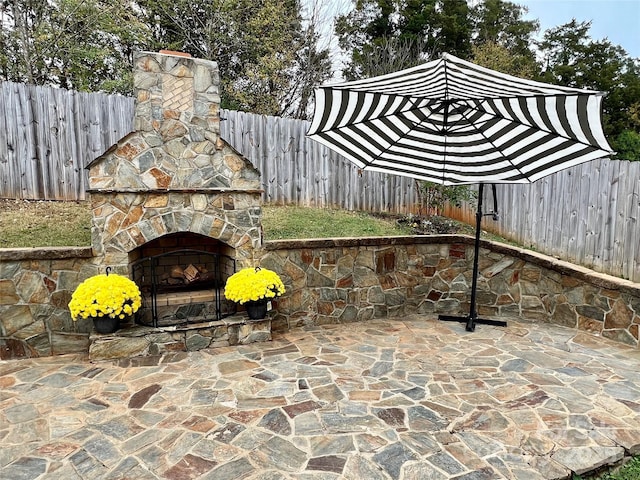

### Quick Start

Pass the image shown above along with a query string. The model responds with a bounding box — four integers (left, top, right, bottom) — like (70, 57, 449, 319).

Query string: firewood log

(183, 264, 200, 283)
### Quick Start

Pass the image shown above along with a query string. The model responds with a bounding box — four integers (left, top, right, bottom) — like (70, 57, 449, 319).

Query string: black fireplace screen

(131, 249, 237, 327)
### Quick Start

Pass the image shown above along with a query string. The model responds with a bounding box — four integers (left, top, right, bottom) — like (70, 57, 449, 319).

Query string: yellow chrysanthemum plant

(224, 267, 286, 305)
(68, 271, 142, 321)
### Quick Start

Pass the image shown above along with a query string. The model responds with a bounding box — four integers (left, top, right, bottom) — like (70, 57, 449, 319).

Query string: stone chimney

(87, 51, 263, 267)
(89, 50, 260, 191)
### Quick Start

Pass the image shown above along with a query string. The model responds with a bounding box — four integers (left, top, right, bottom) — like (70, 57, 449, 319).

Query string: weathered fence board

(445, 157, 640, 281)
(0, 82, 134, 200)
(220, 110, 419, 214)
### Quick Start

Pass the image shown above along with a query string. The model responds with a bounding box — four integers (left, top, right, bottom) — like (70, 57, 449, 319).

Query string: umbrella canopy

(307, 53, 614, 185)
(307, 54, 614, 332)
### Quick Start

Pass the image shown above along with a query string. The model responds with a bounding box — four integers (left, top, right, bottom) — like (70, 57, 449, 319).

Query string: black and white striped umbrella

(308, 53, 614, 332)
(307, 53, 613, 185)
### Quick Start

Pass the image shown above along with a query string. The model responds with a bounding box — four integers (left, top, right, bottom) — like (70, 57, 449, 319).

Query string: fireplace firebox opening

(130, 233, 237, 327)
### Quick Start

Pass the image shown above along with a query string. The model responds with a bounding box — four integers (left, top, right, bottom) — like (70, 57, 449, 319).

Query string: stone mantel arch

(90, 190, 262, 268)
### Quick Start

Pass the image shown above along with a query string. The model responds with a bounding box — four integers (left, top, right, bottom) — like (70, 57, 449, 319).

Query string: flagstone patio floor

(2, 316, 640, 480)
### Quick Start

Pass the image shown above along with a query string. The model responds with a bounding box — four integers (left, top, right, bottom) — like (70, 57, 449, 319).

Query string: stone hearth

(88, 316, 272, 361)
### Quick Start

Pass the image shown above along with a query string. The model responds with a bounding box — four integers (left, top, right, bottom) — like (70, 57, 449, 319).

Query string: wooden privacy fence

(0, 81, 133, 200)
(1, 83, 639, 281)
(0, 85, 419, 213)
(220, 110, 419, 213)
(445, 158, 640, 282)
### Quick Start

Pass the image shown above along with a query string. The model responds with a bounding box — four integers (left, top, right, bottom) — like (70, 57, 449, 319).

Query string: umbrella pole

(438, 183, 507, 332)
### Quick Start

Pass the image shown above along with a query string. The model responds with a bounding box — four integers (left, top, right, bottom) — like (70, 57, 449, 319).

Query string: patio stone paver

(1, 316, 640, 479)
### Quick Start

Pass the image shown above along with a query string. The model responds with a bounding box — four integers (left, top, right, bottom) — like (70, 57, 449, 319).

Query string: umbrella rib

(452, 102, 529, 182)
(330, 96, 432, 131)
(355, 101, 452, 171)
(327, 98, 453, 163)
(473, 92, 599, 102)
(441, 59, 450, 184)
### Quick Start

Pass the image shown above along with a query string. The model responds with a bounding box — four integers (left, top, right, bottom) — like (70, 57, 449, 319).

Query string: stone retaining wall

(260, 236, 640, 347)
(0, 247, 97, 359)
(88, 317, 271, 361)
(2, 236, 640, 360)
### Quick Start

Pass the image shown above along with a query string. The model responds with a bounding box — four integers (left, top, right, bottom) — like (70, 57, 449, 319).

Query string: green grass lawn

(262, 205, 411, 240)
(574, 456, 640, 480)
(0, 201, 415, 248)
(0, 200, 513, 248)
(0, 199, 92, 248)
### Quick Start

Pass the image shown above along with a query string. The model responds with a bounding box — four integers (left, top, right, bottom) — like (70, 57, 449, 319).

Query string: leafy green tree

(0, 0, 331, 116)
(395, 0, 436, 45)
(0, 0, 149, 94)
(537, 20, 640, 160)
(334, 0, 406, 80)
(136, 0, 331, 117)
(471, 42, 536, 79)
(434, 0, 472, 58)
(611, 130, 640, 161)
(470, 0, 538, 77)
(336, 0, 537, 81)
(336, 0, 466, 80)
(471, 0, 538, 56)
(538, 20, 599, 87)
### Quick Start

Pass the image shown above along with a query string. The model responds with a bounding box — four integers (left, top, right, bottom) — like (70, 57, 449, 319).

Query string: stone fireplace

(87, 50, 262, 326)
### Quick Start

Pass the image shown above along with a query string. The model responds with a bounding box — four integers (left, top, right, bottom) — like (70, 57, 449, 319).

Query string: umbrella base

(438, 314, 507, 332)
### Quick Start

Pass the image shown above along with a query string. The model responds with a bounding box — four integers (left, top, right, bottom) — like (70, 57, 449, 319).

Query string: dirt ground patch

(0, 198, 89, 214)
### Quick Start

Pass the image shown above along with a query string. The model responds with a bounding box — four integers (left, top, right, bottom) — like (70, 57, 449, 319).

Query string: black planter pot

(244, 301, 268, 320)
(91, 316, 120, 334)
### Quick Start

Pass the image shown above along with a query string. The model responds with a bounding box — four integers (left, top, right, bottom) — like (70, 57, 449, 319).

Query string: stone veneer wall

(260, 236, 640, 346)
(0, 247, 96, 359)
(2, 235, 640, 360)
(87, 51, 262, 270)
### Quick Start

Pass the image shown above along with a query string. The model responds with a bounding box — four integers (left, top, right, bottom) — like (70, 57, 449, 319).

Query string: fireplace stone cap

(158, 50, 192, 58)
